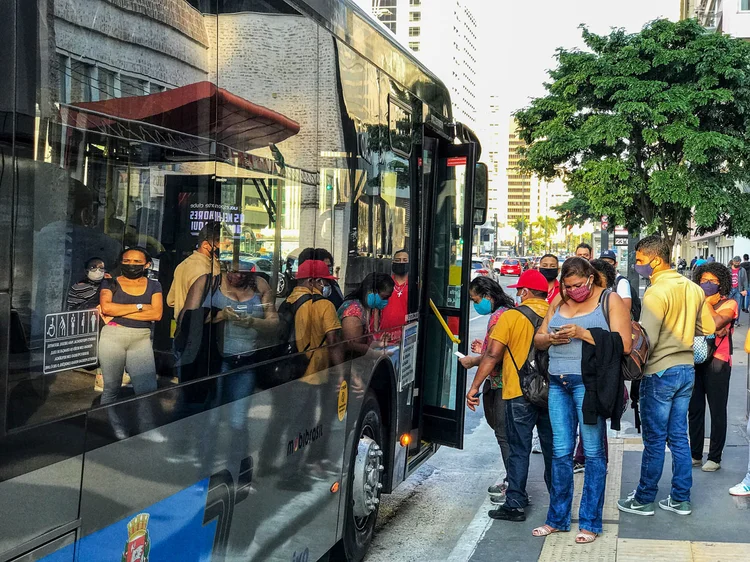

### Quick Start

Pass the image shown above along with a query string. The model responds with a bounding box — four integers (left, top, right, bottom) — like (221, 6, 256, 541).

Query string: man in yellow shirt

(618, 235, 716, 518)
(467, 270, 553, 522)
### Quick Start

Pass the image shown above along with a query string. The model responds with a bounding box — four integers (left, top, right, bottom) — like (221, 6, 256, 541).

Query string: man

(690, 256, 698, 271)
(740, 254, 750, 312)
(168, 221, 227, 319)
(618, 236, 716, 518)
(298, 248, 344, 310)
(575, 243, 593, 261)
(708, 254, 715, 263)
(729, 256, 748, 326)
(600, 250, 632, 314)
(466, 270, 553, 522)
(380, 249, 409, 340)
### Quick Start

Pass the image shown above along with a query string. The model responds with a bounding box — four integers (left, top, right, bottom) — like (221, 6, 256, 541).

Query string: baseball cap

(599, 250, 617, 262)
(296, 259, 337, 280)
(508, 270, 549, 293)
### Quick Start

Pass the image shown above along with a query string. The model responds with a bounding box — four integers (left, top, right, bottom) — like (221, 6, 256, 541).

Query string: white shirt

(616, 276, 632, 299)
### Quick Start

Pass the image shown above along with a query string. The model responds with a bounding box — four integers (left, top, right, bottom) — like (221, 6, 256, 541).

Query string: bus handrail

(429, 299, 461, 345)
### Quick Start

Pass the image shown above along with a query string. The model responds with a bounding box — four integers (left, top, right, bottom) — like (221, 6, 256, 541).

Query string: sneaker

(658, 496, 692, 515)
(692, 458, 702, 467)
(94, 373, 104, 392)
(488, 480, 508, 497)
(617, 491, 655, 516)
(573, 462, 585, 474)
(702, 460, 720, 472)
(490, 495, 505, 505)
(729, 483, 750, 496)
(488, 506, 526, 522)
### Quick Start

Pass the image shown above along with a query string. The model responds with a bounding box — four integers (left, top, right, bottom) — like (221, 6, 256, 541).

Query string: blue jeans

(545, 374, 607, 534)
(729, 288, 742, 324)
(504, 396, 553, 509)
(635, 365, 694, 504)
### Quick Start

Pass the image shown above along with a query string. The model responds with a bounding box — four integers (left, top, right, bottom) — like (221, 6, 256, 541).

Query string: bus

(0, 1, 485, 561)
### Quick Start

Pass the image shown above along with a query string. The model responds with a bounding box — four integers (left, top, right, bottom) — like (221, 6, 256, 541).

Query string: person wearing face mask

(67, 257, 109, 311)
(338, 273, 395, 358)
(380, 249, 410, 340)
(461, 276, 516, 502)
(98, 247, 163, 404)
(298, 248, 344, 309)
(688, 263, 737, 473)
(617, 235, 716, 519)
(466, 270, 553, 523)
(533, 257, 631, 544)
(538, 254, 560, 303)
(728, 256, 748, 327)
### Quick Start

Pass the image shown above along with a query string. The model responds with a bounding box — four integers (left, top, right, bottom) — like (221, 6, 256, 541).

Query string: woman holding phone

(532, 257, 631, 544)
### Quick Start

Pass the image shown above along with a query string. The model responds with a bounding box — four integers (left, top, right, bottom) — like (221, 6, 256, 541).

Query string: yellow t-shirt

(287, 286, 342, 379)
(490, 298, 549, 400)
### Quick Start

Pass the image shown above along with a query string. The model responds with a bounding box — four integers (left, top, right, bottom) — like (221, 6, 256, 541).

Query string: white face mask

(87, 269, 105, 282)
(321, 284, 332, 298)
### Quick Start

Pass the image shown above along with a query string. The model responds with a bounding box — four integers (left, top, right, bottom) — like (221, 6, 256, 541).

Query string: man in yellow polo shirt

(467, 270, 553, 522)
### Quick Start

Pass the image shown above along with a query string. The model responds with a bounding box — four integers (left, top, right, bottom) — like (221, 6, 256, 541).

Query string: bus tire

(334, 390, 384, 561)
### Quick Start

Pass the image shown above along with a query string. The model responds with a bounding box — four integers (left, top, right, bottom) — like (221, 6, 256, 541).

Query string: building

(358, 0, 479, 128)
(485, 95, 505, 225)
(680, 0, 698, 20)
(506, 118, 532, 225)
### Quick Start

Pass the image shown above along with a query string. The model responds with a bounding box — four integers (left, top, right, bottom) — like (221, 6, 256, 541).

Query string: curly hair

(693, 262, 732, 297)
(590, 259, 617, 290)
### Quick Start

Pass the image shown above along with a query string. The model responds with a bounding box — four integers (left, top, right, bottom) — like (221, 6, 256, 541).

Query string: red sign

(601, 216, 609, 230)
(446, 156, 467, 167)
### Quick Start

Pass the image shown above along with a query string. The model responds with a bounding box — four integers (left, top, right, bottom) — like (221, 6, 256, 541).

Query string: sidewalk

(467, 326, 750, 562)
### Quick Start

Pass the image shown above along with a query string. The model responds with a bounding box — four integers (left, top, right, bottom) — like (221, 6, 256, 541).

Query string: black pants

(483, 379, 510, 473)
(689, 358, 731, 463)
(504, 396, 553, 509)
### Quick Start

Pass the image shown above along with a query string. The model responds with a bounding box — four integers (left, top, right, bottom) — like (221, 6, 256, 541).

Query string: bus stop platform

(465, 333, 750, 562)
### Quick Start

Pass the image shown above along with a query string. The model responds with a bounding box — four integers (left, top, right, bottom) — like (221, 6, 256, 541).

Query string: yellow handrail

(429, 299, 461, 345)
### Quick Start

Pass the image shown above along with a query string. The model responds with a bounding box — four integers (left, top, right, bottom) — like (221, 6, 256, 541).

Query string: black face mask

(539, 267, 559, 282)
(392, 263, 410, 276)
(121, 264, 146, 279)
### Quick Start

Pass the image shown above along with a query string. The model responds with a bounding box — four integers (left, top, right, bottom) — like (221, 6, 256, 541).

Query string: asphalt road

(365, 274, 520, 562)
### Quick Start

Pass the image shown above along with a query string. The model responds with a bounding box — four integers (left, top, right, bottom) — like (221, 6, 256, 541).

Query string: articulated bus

(0, 1, 486, 560)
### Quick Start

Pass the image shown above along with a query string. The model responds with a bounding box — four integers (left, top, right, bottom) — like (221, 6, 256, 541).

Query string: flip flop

(532, 525, 561, 537)
(575, 531, 598, 544)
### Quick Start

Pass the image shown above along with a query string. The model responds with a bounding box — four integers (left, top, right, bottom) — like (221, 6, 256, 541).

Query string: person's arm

(639, 290, 665, 346)
(617, 278, 632, 314)
(326, 329, 345, 366)
(713, 300, 736, 332)
(100, 286, 154, 318)
(177, 274, 210, 325)
(535, 300, 572, 350)
(696, 298, 717, 337)
(122, 291, 163, 322)
(234, 277, 279, 331)
(606, 292, 633, 354)
(341, 316, 370, 356)
(466, 337, 506, 411)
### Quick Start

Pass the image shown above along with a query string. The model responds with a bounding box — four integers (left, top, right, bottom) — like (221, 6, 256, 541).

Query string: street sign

(614, 236, 629, 246)
(43, 309, 99, 374)
(601, 216, 609, 230)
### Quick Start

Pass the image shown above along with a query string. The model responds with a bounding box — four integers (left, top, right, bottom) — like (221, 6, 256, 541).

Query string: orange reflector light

(330, 482, 340, 494)
(400, 433, 412, 447)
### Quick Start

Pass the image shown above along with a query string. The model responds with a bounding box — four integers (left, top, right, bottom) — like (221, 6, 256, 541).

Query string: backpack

(616, 274, 641, 321)
(601, 290, 650, 381)
(505, 306, 549, 408)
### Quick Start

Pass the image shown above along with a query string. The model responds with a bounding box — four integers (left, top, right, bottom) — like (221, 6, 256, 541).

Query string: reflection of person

(298, 248, 344, 309)
(167, 221, 226, 319)
(460, 276, 515, 503)
(534, 258, 631, 543)
(67, 257, 107, 311)
(338, 273, 395, 357)
(380, 249, 410, 339)
(99, 248, 163, 404)
(689, 263, 737, 472)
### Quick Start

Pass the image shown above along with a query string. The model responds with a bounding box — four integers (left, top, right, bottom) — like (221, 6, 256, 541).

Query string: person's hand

(548, 331, 570, 345)
(471, 339, 483, 354)
(466, 385, 481, 411)
(459, 355, 475, 370)
(223, 306, 240, 320)
(742, 291, 747, 297)
(556, 324, 579, 341)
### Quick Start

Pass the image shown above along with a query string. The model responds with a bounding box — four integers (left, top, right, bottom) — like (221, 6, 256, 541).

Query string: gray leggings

(99, 324, 157, 404)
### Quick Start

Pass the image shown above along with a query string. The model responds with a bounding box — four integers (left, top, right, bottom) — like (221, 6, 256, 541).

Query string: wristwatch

(136, 304, 143, 311)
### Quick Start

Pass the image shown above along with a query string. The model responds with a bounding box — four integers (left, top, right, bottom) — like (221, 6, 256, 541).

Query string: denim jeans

(545, 374, 607, 534)
(635, 365, 694, 504)
(729, 288, 742, 324)
(503, 396, 553, 509)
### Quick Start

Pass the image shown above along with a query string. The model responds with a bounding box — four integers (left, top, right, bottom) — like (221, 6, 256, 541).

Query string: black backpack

(616, 274, 642, 321)
(506, 306, 549, 408)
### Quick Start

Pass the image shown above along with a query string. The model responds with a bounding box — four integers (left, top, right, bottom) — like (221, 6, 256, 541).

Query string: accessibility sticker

(43, 309, 99, 374)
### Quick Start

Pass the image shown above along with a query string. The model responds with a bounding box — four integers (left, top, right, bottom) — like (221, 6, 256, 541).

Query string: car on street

(499, 258, 522, 276)
(518, 257, 530, 271)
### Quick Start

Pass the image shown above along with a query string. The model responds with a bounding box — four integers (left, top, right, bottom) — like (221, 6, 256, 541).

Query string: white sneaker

(702, 460, 720, 472)
(729, 483, 750, 496)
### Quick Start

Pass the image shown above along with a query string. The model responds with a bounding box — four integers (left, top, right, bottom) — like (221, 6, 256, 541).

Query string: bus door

(418, 140, 478, 448)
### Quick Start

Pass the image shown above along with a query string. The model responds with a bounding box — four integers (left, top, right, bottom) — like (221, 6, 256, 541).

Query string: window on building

(410, 0, 421, 5)
(409, 26, 420, 37)
(743, 0, 750, 9)
(409, 11, 421, 21)
(98, 68, 117, 100)
(408, 42, 420, 51)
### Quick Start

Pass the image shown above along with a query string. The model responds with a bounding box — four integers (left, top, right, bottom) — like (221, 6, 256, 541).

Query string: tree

(532, 215, 558, 246)
(553, 196, 597, 229)
(515, 19, 750, 249)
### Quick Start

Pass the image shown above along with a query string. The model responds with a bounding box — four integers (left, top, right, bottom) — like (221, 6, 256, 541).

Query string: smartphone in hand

(454, 351, 466, 359)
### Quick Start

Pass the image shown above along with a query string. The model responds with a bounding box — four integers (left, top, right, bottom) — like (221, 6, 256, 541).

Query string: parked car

(499, 258, 522, 276)
(518, 257, 530, 271)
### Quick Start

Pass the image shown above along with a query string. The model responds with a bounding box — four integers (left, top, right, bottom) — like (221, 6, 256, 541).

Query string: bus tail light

(399, 433, 412, 447)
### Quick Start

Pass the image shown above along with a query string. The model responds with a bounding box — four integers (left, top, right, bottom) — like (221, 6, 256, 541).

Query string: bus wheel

(337, 391, 384, 561)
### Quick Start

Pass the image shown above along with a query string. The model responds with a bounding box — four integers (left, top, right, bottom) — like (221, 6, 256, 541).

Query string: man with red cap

(467, 270, 553, 522)
(287, 259, 344, 378)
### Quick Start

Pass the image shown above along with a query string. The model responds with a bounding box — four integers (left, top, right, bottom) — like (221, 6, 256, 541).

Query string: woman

(532, 257, 631, 544)
(538, 254, 560, 303)
(689, 262, 737, 472)
(99, 247, 163, 404)
(67, 257, 108, 311)
(731, 330, 750, 496)
(338, 273, 395, 356)
(459, 276, 515, 501)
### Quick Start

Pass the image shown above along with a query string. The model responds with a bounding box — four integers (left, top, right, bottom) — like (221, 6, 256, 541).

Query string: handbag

(693, 336, 709, 364)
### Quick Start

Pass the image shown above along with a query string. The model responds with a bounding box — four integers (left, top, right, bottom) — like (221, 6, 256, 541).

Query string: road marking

(446, 496, 495, 562)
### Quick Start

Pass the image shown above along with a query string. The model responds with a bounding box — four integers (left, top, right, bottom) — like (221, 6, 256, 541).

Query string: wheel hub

(352, 436, 384, 519)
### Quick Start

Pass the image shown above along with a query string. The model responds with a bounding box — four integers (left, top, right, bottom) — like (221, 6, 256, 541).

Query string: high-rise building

(485, 95, 505, 225)
(506, 118, 532, 225)
(358, 0, 478, 128)
(679, 0, 697, 20)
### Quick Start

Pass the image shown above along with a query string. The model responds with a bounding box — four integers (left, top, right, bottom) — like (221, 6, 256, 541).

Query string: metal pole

(493, 213, 498, 257)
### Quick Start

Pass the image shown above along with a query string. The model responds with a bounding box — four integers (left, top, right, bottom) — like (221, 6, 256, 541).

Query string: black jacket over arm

(581, 327, 625, 430)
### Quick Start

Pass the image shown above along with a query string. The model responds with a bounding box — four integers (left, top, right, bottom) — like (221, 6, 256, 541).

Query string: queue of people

(465, 234, 750, 545)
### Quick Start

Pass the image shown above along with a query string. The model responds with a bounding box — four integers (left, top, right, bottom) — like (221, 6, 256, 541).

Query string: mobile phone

(454, 351, 466, 359)
(549, 326, 563, 333)
(473, 390, 484, 399)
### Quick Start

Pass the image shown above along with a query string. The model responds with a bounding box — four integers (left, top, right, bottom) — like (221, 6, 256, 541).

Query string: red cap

(296, 259, 337, 280)
(508, 270, 549, 293)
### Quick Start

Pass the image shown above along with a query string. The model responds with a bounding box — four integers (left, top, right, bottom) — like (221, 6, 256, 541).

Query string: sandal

(532, 525, 561, 537)
(575, 531, 598, 544)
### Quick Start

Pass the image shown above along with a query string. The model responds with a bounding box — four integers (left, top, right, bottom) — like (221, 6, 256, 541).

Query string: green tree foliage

(515, 19, 750, 247)
(553, 196, 597, 229)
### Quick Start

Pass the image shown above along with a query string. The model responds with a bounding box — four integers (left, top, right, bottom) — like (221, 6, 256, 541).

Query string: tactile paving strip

(538, 523, 618, 562)
(617, 538, 693, 561)
(691, 540, 750, 562)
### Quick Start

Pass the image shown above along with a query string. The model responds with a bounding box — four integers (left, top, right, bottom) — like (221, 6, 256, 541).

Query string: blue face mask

(473, 297, 493, 315)
(367, 293, 389, 310)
